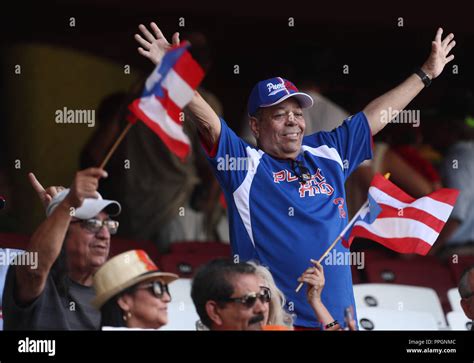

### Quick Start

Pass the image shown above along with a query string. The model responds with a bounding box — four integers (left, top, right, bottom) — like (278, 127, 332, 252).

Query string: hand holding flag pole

(295, 173, 391, 293)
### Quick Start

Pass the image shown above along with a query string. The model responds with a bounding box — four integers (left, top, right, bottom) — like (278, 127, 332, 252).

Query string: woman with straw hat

(92, 249, 178, 329)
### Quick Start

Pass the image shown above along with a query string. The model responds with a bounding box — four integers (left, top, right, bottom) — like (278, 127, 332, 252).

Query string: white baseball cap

(46, 188, 121, 219)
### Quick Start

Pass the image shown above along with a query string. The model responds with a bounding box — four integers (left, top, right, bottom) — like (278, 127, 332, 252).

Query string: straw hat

(92, 249, 178, 308)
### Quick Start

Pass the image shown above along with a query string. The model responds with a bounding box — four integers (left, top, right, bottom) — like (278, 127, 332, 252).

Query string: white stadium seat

(163, 302, 200, 330)
(357, 307, 438, 330)
(353, 283, 447, 329)
(446, 311, 472, 331)
(447, 288, 462, 312)
(161, 278, 199, 330)
(0, 248, 25, 331)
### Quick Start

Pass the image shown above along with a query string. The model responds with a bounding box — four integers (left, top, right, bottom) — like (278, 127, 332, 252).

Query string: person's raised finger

(28, 172, 45, 194)
(310, 259, 324, 272)
(134, 34, 151, 49)
(150, 22, 165, 40)
(171, 32, 180, 46)
(441, 33, 454, 47)
(445, 40, 456, 54)
(434, 27, 443, 43)
(138, 47, 150, 57)
(139, 24, 157, 43)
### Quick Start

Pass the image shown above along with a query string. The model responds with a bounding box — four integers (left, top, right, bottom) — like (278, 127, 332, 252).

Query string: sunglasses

(71, 218, 119, 235)
(135, 281, 171, 301)
(291, 160, 312, 184)
(220, 287, 271, 309)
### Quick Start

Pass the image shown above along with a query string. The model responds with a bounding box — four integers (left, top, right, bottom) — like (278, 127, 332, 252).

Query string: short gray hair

(458, 265, 474, 299)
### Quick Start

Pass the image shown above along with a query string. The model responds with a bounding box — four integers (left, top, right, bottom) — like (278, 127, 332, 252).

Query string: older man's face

(251, 98, 305, 160)
(214, 273, 268, 330)
(66, 211, 111, 275)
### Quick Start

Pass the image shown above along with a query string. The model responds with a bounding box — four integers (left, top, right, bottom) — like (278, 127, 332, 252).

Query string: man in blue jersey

(135, 23, 455, 328)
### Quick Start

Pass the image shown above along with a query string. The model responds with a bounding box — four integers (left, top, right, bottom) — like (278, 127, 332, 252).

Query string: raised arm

(363, 28, 456, 135)
(135, 22, 221, 149)
(15, 168, 107, 304)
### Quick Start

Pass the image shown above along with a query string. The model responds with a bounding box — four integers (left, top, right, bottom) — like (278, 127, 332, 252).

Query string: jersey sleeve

(306, 111, 373, 179)
(202, 118, 255, 193)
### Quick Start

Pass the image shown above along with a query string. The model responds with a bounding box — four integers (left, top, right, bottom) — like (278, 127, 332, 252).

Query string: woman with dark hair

(92, 249, 178, 330)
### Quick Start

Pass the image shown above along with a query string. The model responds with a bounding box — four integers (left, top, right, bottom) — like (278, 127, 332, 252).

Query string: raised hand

(298, 259, 325, 305)
(64, 168, 108, 209)
(28, 172, 66, 210)
(134, 22, 180, 65)
(421, 27, 456, 79)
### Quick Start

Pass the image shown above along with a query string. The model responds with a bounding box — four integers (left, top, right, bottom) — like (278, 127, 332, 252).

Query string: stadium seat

(161, 279, 199, 330)
(169, 241, 231, 256)
(353, 283, 447, 329)
(447, 288, 462, 312)
(0, 233, 29, 250)
(158, 242, 231, 278)
(351, 265, 362, 284)
(162, 278, 198, 330)
(364, 256, 455, 313)
(446, 311, 472, 331)
(162, 303, 200, 330)
(357, 307, 438, 330)
(109, 237, 160, 262)
(169, 278, 193, 306)
(0, 248, 25, 331)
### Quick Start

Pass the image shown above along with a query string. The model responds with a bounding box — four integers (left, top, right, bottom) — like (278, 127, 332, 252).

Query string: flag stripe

(376, 205, 445, 233)
(162, 69, 196, 108)
(426, 188, 459, 205)
(173, 51, 205, 89)
(131, 97, 189, 143)
(370, 186, 455, 222)
(156, 89, 183, 126)
(355, 217, 439, 245)
(129, 100, 190, 160)
(350, 226, 432, 255)
(372, 174, 414, 203)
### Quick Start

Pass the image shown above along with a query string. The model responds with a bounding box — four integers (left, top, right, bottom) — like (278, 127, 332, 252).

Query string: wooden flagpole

(295, 173, 391, 293)
(99, 122, 134, 170)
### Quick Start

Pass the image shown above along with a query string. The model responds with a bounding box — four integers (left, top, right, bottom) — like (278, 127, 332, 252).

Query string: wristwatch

(415, 68, 432, 87)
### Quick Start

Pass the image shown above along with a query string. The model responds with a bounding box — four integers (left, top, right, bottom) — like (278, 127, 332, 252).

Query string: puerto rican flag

(342, 174, 459, 255)
(129, 42, 204, 160)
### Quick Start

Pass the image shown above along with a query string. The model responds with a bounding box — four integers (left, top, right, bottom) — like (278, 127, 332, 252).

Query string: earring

(123, 311, 132, 321)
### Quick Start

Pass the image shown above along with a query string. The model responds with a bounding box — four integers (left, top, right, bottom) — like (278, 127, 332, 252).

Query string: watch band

(415, 68, 432, 87)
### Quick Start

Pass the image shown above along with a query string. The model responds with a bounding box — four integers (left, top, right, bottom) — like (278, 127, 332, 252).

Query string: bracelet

(324, 320, 339, 329)
(414, 68, 432, 87)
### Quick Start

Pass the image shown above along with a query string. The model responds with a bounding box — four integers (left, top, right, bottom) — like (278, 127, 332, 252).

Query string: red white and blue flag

(129, 42, 204, 160)
(342, 174, 459, 255)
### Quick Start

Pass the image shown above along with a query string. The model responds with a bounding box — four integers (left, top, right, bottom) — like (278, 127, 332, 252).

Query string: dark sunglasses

(291, 160, 312, 184)
(135, 281, 171, 300)
(220, 287, 271, 309)
(70, 218, 119, 235)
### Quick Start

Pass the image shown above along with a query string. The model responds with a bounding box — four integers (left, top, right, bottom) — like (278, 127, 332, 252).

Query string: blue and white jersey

(205, 111, 373, 328)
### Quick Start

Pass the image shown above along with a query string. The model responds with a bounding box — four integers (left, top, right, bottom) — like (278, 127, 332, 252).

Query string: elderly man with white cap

(2, 167, 121, 330)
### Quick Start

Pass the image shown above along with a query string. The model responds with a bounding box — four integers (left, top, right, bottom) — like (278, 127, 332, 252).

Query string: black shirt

(2, 265, 100, 330)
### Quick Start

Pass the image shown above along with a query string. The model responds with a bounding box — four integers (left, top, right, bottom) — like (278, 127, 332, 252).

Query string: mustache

(248, 313, 265, 325)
